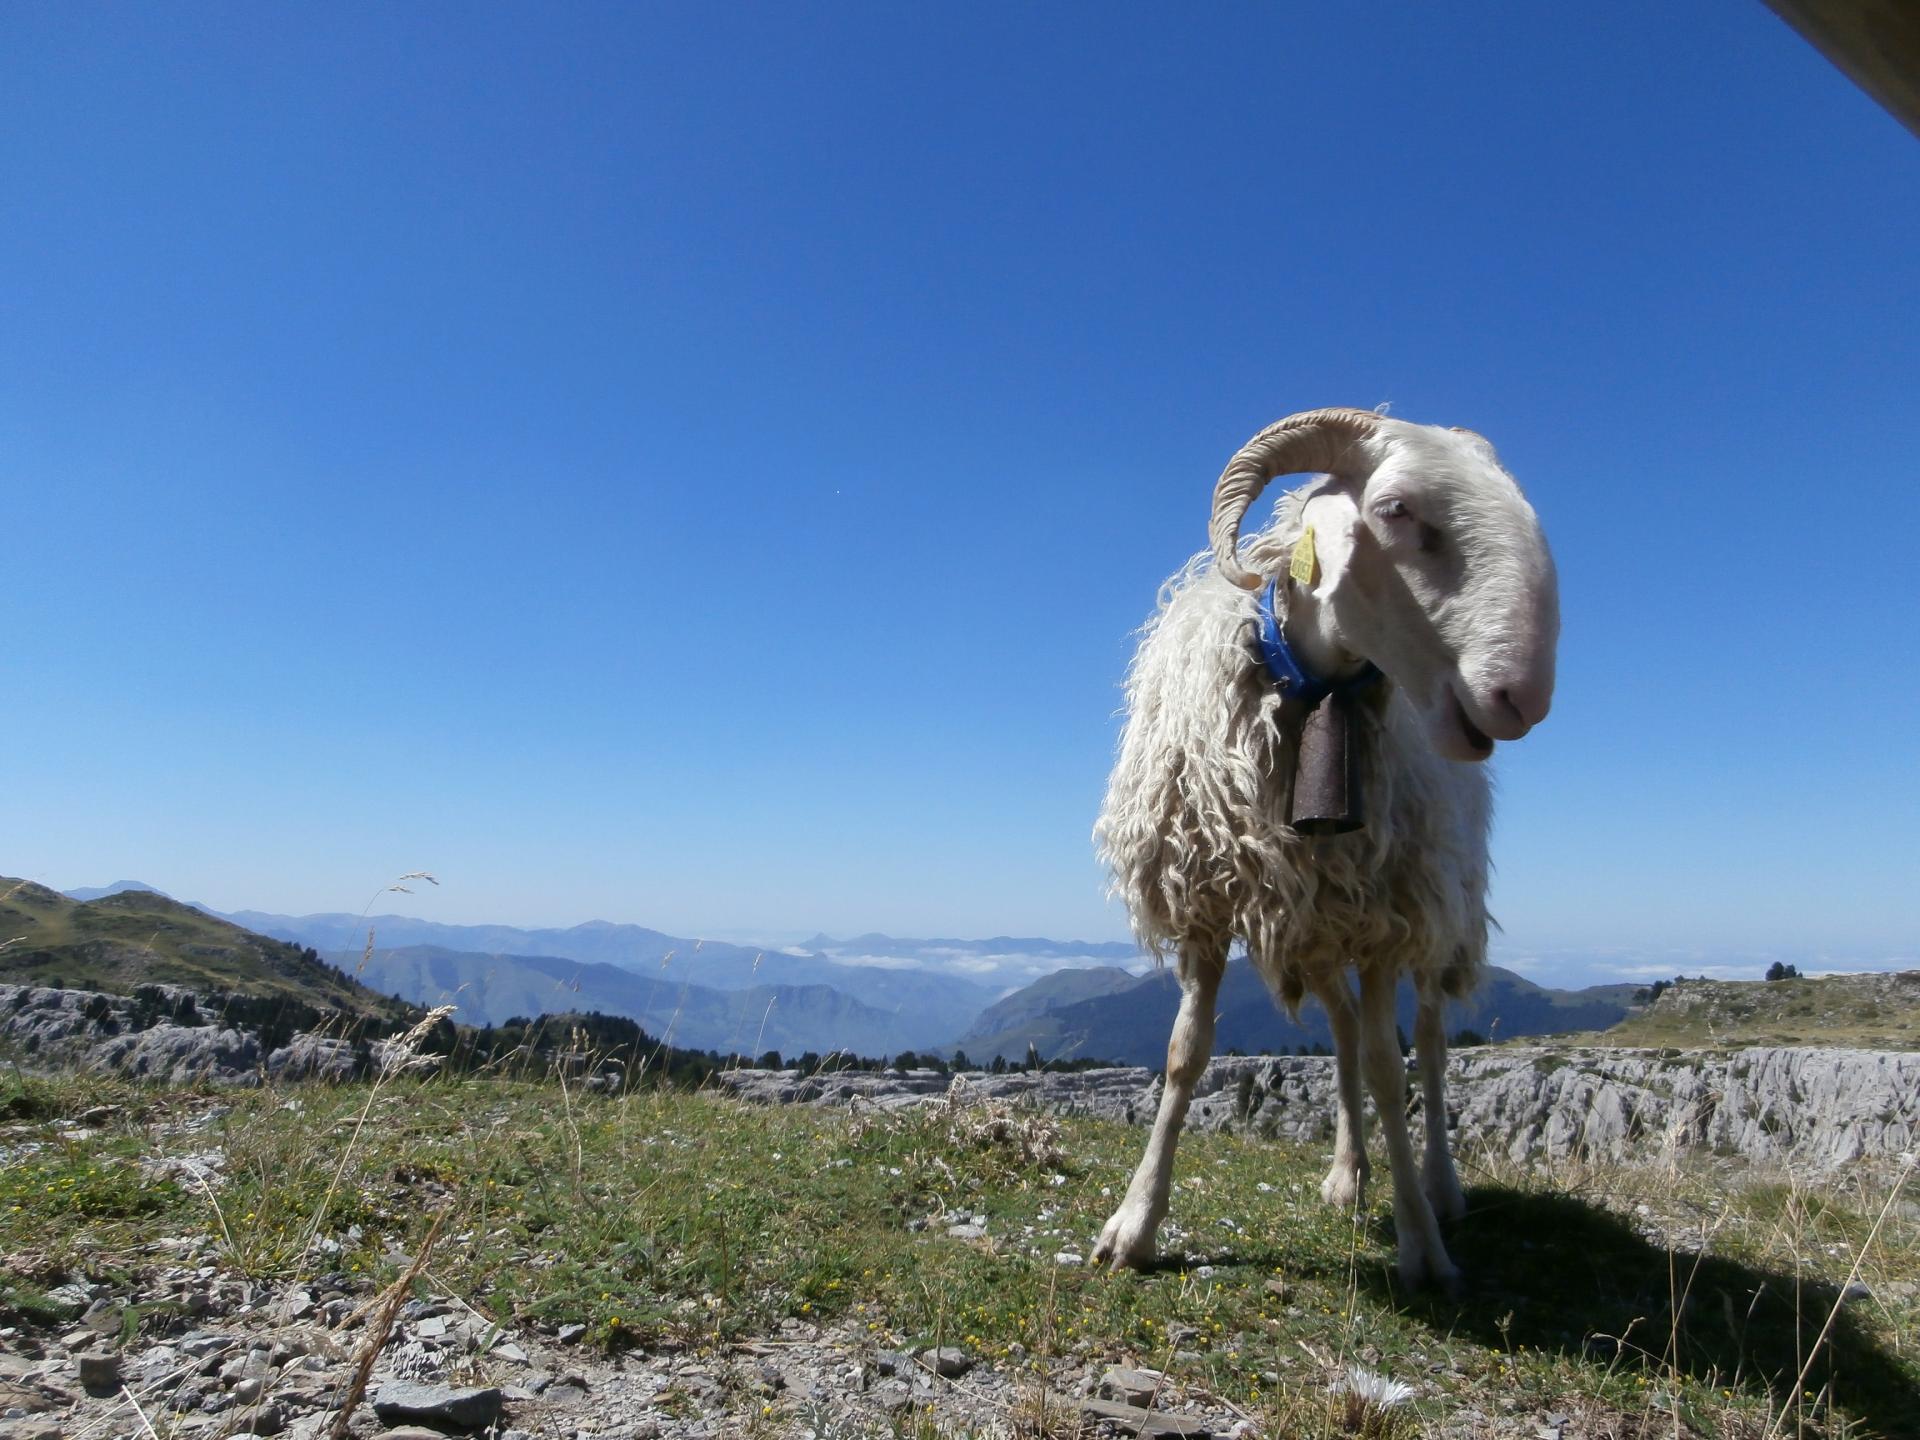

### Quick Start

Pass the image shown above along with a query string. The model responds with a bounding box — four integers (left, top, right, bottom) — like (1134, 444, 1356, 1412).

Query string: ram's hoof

(1092, 1205, 1159, 1271)
(1320, 1157, 1369, 1209)
(1396, 1244, 1463, 1297)
(1424, 1173, 1468, 1222)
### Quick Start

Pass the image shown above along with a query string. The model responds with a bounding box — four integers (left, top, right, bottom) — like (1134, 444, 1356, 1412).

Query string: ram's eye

(1380, 499, 1411, 521)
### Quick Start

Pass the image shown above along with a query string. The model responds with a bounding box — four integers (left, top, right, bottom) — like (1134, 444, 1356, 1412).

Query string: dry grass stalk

(352, 870, 438, 973)
(1763, 1151, 1917, 1440)
(941, 1076, 1065, 1169)
(554, 1025, 586, 1184)
(116, 1384, 162, 1440)
(327, 1207, 447, 1440)
(181, 1163, 242, 1267)
(295, 1004, 456, 1273)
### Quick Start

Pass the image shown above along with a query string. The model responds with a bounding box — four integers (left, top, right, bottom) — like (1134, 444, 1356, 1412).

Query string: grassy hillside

(4, 1070, 1914, 1439)
(0, 877, 401, 1016)
(1590, 971, 1920, 1050)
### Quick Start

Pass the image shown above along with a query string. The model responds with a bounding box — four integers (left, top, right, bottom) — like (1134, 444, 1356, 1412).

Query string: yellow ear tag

(1288, 526, 1318, 587)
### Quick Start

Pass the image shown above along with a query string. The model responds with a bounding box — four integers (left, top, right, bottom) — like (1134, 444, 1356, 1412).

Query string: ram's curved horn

(1208, 408, 1382, 590)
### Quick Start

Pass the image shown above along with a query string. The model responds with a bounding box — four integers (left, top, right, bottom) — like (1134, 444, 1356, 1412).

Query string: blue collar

(1255, 578, 1383, 705)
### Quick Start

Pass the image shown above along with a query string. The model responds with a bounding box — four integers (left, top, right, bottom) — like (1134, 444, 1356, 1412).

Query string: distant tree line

(110, 984, 417, 1051)
(418, 1013, 1132, 1087)
(749, 1046, 1123, 1077)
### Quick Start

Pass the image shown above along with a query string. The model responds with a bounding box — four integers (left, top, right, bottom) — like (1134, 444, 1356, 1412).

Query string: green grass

(2, 1069, 1915, 1439)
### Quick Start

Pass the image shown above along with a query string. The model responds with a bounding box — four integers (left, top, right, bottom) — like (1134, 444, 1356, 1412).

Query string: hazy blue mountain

(221, 910, 996, 1023)
(341, 944, 963, 1056)
(954, 961, 1640, 1064)
(949, 966, 1143, 1060)
(60, 880, 167, 902)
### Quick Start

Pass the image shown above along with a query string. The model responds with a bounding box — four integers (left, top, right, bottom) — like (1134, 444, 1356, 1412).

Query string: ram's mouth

(1447, 690, 1495, 762)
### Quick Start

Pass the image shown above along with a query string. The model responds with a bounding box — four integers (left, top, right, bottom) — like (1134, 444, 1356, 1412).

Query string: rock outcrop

(10, 978, 1917, 1173)
(0, 984, 426, 1085)
(718, 1045, 1920, 1173)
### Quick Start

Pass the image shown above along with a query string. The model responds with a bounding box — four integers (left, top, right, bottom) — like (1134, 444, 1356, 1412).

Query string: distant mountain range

(224, 909, 996, 1011)
(198, 908, 1004, 1058)
(951, 959, 1644, 1064)
(33, 879, 1643, 1063)
(59, 880, 166, 903)
(333, 944, 967, 1056)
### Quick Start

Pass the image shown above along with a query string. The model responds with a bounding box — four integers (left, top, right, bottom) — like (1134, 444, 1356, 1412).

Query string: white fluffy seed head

(1332, 1364, 1416, 1409)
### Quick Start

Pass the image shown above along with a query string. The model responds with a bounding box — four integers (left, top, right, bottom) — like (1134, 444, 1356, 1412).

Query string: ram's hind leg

(1414, 978, 1467, 1221)
(1357, 966, 1458, 1292)
(1094, 940, 1226, 1271)
(1310, 974, 1370, 1209)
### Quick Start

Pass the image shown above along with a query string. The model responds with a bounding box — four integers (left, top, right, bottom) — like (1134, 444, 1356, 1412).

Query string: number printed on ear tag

(1289, 526, 1318, 587)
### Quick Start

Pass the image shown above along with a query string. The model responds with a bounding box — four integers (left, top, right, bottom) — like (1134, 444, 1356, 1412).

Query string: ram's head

(1209, 408, 1559, 763)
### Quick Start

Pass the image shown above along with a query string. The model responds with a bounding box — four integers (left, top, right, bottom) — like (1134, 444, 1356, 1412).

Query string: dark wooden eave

(1763, 0, 1920, 139)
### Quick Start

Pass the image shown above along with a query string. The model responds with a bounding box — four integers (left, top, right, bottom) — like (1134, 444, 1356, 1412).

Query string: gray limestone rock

(1102, 1365, 1167, 1405)
(0, 984, 436, 1087)
(370, 1382, 504, 1431)
(76, 1353, 121, 1397)
(919, 1346, 973, 1378)
(717, 1045, 1920, 1173)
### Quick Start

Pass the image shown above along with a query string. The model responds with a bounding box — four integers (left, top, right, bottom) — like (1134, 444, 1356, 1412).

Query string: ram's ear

(1295, 489, 1363, 597)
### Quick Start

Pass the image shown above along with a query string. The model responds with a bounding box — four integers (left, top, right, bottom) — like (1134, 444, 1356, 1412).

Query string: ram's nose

(1491, 678, 1552, 733)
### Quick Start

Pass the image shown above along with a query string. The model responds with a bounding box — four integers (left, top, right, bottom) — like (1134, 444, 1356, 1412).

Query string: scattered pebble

(76, 1354, 121, 1397)
(919, 1345, 974, 1378)
(371, 1381, 505, 1431)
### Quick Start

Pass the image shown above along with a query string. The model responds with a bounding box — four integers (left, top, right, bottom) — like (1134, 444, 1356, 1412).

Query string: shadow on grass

(1360, 1186, 1920, 1440)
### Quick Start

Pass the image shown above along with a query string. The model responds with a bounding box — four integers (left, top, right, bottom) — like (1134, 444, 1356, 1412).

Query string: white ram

(1092, 408, 1559, 1289)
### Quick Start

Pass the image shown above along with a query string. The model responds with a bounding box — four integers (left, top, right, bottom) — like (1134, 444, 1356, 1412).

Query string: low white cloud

(820, 952, 929, 971)
(947, 956, 1008, 976)
(805, 937, 1152, 990)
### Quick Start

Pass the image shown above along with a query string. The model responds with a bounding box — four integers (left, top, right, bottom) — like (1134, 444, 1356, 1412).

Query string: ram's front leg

(1414, 977, 1467, 1220)
(1311, 973, 1370, 1208)
(1094, 941, 1225, 1270)
(1358, 965, 1457, 1291)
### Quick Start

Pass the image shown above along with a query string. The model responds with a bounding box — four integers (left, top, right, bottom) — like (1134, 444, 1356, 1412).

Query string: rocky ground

(0, 1088, 1288, 1440)
(5, 1192, 1742, 1440)
(0, 1264, 1262, 1440)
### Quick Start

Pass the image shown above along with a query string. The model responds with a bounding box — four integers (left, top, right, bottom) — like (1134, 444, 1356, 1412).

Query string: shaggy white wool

(1095, 411, 1555, 1290)
(1093, 493, 1490, 1009)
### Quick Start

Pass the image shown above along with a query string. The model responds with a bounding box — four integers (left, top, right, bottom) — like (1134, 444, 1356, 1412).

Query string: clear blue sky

(5, 2, 1916, 982)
